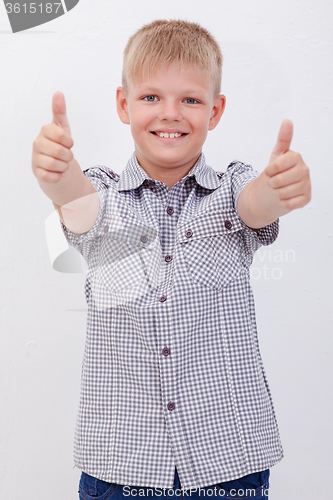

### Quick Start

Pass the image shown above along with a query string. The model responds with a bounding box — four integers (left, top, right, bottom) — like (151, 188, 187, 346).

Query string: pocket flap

(98, 216, 158, 249)
(178, 210, 242, 243)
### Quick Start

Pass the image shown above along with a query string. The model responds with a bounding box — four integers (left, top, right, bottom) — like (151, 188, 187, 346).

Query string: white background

(0, 1, 332, 498)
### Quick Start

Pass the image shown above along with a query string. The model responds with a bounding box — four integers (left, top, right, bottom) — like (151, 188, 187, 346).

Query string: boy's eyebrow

(136, 86, 209, 95)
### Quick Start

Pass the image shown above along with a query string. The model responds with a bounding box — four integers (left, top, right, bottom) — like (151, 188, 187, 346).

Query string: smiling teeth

(158, 132, 182, 138)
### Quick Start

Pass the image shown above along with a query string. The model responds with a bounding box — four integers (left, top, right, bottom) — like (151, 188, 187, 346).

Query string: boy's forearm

(237, 172, 285, 229)
(38, 157, 99, 234)
(37, 157, 92, 207)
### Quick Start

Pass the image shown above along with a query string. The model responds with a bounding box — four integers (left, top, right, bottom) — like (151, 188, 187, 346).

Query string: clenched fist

(32, 91, 75, 183)
(265, 119, 311, 213)
(32, 92, 98, 233)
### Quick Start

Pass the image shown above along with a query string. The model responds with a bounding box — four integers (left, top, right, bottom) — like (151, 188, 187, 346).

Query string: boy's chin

(140, 153, 201, 173)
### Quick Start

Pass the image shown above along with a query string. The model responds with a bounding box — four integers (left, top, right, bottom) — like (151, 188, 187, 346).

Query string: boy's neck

(136, 153, 201, 190)
(147, 169, 186, 190)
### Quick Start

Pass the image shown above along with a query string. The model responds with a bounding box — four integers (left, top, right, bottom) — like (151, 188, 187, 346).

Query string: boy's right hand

(32, 92, 99, 234)
(32, 91, 76, 184)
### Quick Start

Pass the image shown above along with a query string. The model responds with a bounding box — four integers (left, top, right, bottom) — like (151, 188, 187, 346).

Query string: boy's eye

(184, 98, 199, 104)
(143, 95, 158, 102)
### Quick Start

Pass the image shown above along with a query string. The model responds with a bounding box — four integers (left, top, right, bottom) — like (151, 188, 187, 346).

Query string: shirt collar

(116, 152, 220, 191)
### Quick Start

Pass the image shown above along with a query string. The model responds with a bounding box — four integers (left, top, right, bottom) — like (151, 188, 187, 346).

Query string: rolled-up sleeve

(228, 161, 279, 255)
(60, 166, 115, 261)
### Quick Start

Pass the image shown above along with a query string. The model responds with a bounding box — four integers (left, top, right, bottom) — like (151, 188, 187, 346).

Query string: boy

(32, 20, 311, 499)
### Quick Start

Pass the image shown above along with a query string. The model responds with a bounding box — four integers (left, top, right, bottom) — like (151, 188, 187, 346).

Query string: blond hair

(122, 20, 223, 98)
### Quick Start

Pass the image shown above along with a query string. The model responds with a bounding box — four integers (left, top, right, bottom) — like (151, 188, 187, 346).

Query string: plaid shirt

(61, 153, 283, 489)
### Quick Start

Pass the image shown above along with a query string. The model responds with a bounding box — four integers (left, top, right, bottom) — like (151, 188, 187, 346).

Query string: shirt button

(185, 230, 193, 238)
(167, 402, 175, 411)
(104, 225, 109, 233)
(166, 206, 174, 215)
(110, 171, 116, 178)
(162, 347, 170, 356)
(165, 255, 173, 262)
(159, 295, 167, 302)
(140, 235, 148, 243)
(225, 220, 232, 230)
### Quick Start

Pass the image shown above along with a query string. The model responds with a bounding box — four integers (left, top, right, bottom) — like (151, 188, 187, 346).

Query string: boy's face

(116, 63, 226, 185)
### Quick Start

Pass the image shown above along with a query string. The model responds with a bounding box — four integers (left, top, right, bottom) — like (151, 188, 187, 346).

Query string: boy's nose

(157, 100, 183, 122)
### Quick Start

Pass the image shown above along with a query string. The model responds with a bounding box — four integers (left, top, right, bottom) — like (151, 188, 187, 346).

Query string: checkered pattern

(61, 153, 283, 490)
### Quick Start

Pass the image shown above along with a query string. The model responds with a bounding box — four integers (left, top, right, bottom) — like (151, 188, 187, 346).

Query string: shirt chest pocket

(179, 211, 244, 291)
(96, 219, 160, 292)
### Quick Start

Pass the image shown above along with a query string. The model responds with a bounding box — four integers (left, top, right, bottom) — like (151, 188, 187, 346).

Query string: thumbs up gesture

(32, 91, 75, 184)
(237, 120, 311, 229)
(32, 92, 98, 232)
(264, 119, 311, 213)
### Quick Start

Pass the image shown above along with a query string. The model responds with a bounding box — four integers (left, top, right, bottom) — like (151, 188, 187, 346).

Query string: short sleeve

(228, 161, 279, 254)
(60, 166, 118, 261)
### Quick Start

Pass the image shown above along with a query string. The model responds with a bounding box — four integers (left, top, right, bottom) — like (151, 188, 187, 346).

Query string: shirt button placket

(164, 204, 175, 267)
(157, 295, 175, 420)
(160, 199, 178, 425)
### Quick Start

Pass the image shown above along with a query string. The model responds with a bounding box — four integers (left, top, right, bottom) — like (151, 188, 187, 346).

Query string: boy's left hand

(237, 120, 311, 229)
(264, 119, 311, 213)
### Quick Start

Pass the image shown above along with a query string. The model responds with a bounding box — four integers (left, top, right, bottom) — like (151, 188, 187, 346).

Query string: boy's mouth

(151, 131, 188, 138)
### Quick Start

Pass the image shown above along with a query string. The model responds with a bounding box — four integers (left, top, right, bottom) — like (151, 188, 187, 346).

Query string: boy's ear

(208, 94, 226, 131)
(116, 87, 130, 125)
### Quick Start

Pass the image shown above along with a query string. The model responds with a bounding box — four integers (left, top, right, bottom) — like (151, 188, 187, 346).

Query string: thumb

(52, 91, 71, 137)
(269, 119, 293, 165)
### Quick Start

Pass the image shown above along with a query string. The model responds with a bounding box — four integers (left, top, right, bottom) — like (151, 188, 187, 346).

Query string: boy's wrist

(38, 158, 91, 208)
(237, 173, 284, 229)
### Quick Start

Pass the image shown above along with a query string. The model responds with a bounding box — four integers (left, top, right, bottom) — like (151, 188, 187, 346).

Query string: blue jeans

(78, 467, 270, 499)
